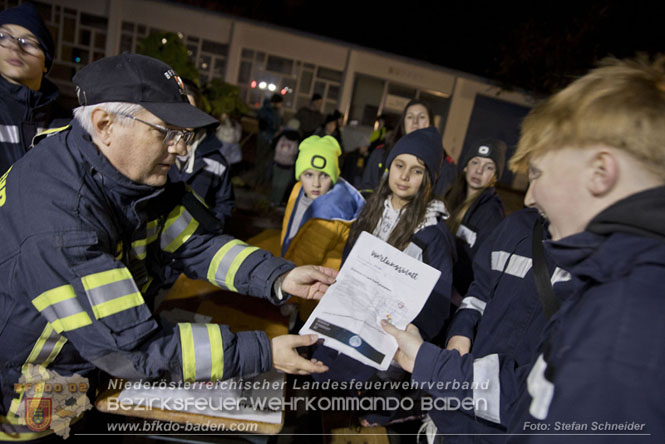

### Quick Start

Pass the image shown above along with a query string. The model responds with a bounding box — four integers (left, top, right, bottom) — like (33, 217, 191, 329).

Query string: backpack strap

(531, 218, 560, 319)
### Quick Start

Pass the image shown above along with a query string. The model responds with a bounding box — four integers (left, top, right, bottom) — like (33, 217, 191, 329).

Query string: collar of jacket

(300, 177, 365, 223)
(69, 120, 164, 204)
(545, 186, 665, 284)
(467, 186, 497, 214)
(0, 74, 59, 111)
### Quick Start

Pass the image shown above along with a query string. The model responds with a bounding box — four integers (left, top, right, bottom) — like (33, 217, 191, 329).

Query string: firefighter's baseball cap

(73, 53, 217, 129)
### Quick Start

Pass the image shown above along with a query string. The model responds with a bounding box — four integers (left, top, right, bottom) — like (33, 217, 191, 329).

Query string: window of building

(30, 1, 108, 102)
(118, 22, 229, 84)
(238, 48, 343, 114)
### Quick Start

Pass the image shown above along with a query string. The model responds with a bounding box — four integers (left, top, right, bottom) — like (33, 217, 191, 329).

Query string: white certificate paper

(300, 231, 441, 370)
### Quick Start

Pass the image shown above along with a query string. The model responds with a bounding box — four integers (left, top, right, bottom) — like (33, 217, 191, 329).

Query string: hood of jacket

(281, 178, 365, 254)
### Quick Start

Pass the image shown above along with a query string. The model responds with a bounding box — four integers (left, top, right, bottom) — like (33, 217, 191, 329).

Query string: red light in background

(280, 88, 287, 95)
(250, 80, 257, 88)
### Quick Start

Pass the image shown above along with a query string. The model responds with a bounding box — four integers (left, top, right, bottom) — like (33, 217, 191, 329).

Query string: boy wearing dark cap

(0, 2, 64, 174)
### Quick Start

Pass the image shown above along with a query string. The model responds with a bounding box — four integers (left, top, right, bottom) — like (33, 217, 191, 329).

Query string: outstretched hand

(381, 321, 424, 373)
(271, 334, 329, 375)
(280, 265, 338, 300)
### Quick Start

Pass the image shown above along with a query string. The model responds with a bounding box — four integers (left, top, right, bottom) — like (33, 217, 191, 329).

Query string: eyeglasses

(0, 31, 43, 57)
(115, 113, 196, 146)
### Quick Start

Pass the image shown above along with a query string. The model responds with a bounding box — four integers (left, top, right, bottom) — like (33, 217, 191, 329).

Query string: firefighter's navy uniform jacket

(0, 122, 294, 440)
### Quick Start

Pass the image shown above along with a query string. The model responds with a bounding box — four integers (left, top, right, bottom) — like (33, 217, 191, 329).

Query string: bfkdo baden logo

(25, 397, 52, 432)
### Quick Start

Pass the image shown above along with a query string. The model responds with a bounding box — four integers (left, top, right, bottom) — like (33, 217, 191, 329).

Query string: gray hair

(73, 102, 144, 135)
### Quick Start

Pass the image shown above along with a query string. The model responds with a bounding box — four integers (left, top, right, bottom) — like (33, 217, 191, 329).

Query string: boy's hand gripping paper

(300, 231, 440, 370)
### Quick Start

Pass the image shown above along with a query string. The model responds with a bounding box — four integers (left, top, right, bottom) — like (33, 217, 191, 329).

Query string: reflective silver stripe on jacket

(473, 353, 501, 424)
(212, 241, 258, 290)
(527, 354, 554, 420)
(551, 267, 571, 285)
(491, 251, 511, 272)
(0, 124, 20, 144)
(161, 206, 199, 253)
(202, 158, 227, 176)
(491, 251, 533, 278)
(25, 324, 67, 367)
(458, 296, 487, 315)
(456, 224, 477, 248)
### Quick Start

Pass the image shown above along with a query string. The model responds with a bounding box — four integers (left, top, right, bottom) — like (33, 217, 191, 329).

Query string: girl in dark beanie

(446, 138, 506, 296)
(313, 128, 456, 427)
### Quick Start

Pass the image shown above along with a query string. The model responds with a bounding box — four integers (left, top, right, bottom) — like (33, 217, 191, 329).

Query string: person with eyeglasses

(0, 2, 68, 175)
(0, 53, 337, 440)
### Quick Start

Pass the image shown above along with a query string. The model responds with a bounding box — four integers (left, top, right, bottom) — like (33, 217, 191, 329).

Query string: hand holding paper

(381, 321, 423, 373)
(300, 232, 440, 370)
(280, 265, 338, 300)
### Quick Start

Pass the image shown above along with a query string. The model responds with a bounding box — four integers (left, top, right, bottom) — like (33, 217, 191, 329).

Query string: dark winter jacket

(0, 75, 67, 174)
(452, 187, 504, 295)
(433, 208, 570, 442)
(413, 186, 665, 443)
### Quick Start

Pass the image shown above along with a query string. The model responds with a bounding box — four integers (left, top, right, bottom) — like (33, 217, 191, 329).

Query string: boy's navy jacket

(452, 187, 504, 295)
(313, 208, 456, 383)
(433, 208, 570, 442)
(0, 75, 65, 175)
(168, 130, 235, 226)
(412, 186, 665, 443)
(0, 122, 293, 438)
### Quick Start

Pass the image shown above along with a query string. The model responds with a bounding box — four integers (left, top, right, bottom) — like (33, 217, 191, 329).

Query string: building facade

(3, 0, 535, 188)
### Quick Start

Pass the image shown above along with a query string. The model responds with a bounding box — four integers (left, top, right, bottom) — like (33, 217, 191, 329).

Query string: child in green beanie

(249, 135, 365, 319)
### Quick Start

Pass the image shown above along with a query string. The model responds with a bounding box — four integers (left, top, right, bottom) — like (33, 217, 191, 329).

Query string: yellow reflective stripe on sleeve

(178, 323, 224, 382)
(31, 285, 92, 333)
(178, 323, 196, 382)
(225, 246, 259, 292)
(131, 219, 160, 260)
(115, 241, 123, 260)
(49, 312, 93, 334)
(90, 293, 144, 319)
(22, 324, 67, 369)
(141, 276, 154, 294)
(31, 285, 75, 312)
(207, 324, 224, 381)
(207, 240, 243, 282)
(8, 325, 67, 426)
(161, 206, 199, 253)
(81, 267, 131, 289)
(146, 219, 160, 243)
(81, 268, 145, 319)
(206, 240, 259, 292)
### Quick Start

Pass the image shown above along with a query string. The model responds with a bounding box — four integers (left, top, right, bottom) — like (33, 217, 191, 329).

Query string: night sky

(170, 0, 665, 95)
